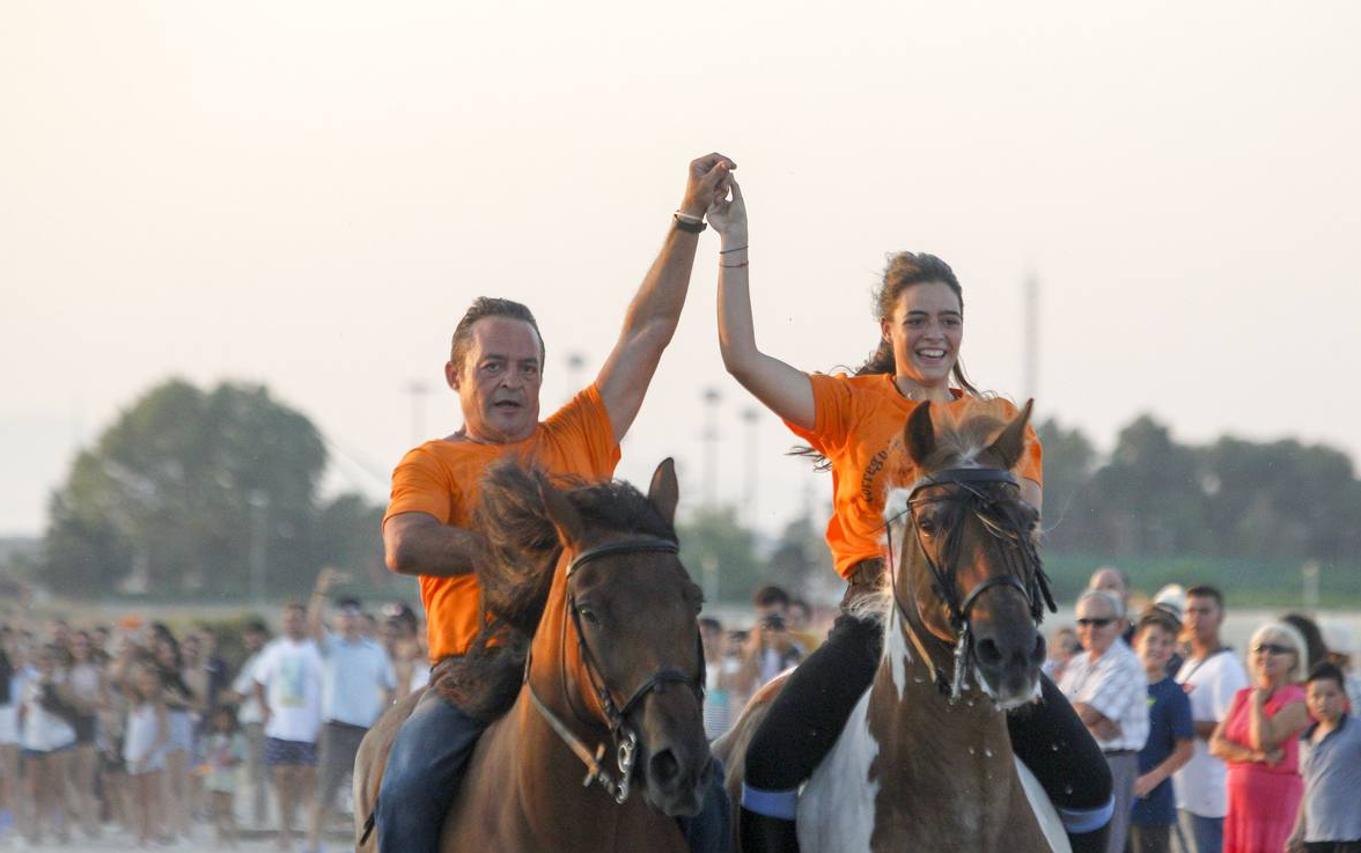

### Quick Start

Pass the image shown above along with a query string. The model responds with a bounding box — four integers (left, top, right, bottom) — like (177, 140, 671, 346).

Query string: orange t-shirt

(785, 373, 1043, 580)
(383, 384, 620, 661)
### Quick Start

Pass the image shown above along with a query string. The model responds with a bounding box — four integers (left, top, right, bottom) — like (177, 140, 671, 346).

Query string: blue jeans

(1183, 811, 1224, 853)
(376, 692, 485, 853)
(376, 691, 730, 853)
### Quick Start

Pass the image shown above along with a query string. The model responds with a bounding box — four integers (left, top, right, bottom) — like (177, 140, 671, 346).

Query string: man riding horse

(374, 153, 735, 853)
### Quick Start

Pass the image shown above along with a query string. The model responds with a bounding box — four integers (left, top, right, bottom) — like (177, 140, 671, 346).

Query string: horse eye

(917, 515, 937, 535)
(577, 607, 599, 625)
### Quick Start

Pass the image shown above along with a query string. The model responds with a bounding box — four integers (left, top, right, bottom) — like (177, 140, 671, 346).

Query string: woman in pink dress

(1211, 621, 1311, 853)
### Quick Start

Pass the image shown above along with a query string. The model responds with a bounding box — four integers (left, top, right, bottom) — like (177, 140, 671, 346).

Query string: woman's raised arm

(708, 177, 815, 430)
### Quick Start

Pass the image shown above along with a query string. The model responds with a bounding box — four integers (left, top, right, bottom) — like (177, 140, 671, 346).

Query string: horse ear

(538, 476, 586, 549)
(986, 399, 1034, 471)
(904, 401, 935, 465)
(647, 458, 680, 526)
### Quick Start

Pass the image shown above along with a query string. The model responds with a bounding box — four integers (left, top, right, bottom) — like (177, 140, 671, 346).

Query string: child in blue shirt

(1130, 606, 1195, 853)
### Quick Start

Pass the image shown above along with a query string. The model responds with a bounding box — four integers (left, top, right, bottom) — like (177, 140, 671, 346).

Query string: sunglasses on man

(1075, 617, 1115, 628)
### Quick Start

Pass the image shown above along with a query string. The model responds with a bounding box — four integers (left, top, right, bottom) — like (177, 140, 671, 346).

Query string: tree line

(26, 379, 1361, 602)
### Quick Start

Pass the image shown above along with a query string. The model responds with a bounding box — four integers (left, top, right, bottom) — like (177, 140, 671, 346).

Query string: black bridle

(887, 467, 1056, 702)
(526, 537, 706, 804)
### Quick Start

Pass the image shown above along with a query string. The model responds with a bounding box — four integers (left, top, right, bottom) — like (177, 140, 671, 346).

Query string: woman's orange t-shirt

(785, 373, 1043, 580)
(383, 385, 620, 662)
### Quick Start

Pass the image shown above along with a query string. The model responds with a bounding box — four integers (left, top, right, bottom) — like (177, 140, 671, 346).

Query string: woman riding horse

(707, 179, 1114, 853)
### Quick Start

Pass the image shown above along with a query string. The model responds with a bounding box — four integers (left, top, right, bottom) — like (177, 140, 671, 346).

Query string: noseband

(526, 537, 705, 804)
(887, 467, 1056, 702)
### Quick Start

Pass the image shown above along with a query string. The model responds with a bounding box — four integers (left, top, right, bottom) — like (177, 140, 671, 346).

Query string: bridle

(526, 537, 706, 804)
(886, 466, 1056, 702)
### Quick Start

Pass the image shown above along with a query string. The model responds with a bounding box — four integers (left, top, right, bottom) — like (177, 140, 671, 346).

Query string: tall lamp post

(701, 387, 722, 508)
(405, 380, 431, 446)
(248, 490, 270, 602)
(741, 407, 759, 525)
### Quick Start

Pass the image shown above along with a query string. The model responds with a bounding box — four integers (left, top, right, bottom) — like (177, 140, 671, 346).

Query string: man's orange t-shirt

(785, 373, 1044, 580)
(383, 385, 619, 662)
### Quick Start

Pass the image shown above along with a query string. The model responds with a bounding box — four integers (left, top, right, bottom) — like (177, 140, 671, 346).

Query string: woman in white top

(65, 630, 106, 839)
(18, 644, 76, 845)
(122, 663, 169, 847)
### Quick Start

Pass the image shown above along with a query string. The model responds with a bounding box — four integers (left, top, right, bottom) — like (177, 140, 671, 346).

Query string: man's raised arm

(596, 153, 735, 441)
(383, 513, 488, 578)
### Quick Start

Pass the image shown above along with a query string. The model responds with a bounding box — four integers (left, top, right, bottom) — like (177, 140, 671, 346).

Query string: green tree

(1033, 417, 1097, 552)
(41, 378, 383, 598)
(676, 506, 763, 604)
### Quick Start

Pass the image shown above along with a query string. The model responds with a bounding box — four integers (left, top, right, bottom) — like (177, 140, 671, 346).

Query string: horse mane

(434, 460, 682, 721)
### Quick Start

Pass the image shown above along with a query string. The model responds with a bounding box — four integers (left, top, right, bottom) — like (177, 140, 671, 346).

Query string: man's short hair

(1076, 588, 1124, 620)
(450, 297, 545, 374)
(1306, 661, 1346, 691)
(1185, 585, 1225, 610)
(752, 585, 791, 609)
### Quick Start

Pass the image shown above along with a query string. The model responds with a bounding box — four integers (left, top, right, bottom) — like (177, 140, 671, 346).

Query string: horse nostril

(1030, 634, 1046, 666)
(649, 749, 680, 787)
(975, 638, 1003, 667)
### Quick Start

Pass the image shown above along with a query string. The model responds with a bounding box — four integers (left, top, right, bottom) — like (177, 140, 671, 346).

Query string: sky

(3, 1, 1359, 538)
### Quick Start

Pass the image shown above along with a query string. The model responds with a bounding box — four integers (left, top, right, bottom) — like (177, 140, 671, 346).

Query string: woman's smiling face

(883, 281, 962, 388)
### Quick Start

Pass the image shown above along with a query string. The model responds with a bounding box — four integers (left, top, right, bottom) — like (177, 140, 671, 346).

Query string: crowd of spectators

(0, 572, 429, 850)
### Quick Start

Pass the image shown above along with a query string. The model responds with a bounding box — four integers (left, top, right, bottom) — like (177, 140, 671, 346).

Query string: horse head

(888, 399, 1054, 709)
(532, 459, 712, 817)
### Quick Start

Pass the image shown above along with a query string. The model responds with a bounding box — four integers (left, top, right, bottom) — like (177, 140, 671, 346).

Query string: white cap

(1321, 623, 1356, 657)
(1151, 584, 1187, 620)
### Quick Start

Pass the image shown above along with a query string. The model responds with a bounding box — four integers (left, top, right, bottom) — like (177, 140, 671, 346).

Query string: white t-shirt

(232, 650, 266, 725)
(20, 673, 76, 753)
(253, 638, 324, 744)
(1173, 648, 1249, 817)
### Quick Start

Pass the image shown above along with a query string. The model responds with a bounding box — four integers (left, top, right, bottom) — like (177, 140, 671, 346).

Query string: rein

(886, 466, 1055, 702)
(525, 537, 705, 805)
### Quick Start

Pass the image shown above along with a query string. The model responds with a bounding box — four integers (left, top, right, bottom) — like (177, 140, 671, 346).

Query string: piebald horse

(718, 400, 1070, 852)
(354, 459, 713, 852)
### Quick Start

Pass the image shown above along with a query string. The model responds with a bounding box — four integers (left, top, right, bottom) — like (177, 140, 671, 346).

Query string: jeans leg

(375, 693, 486, 853)
(1187, 813, 1222, 853)
(675, 757, 732, 853)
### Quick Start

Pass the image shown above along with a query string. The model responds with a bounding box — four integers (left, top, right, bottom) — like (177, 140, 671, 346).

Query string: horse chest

(798, 691, 879, 853)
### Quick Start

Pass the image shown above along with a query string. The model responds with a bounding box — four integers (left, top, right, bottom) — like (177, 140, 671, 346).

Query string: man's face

(1184, 595, 1223, 644)
(1136, 624, 1177, 673)
(1076, 596, 1120, 655)
(244, 630, 265, 652)
(282, 607, 306, 640)
(1089, 568, 1127, 601)
(1306, 677, 1346, 723)
(446, 317, 544, 443)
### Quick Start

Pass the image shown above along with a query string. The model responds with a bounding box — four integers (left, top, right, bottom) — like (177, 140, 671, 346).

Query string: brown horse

(354, 459, 713, 852)
(717, 400, 1070, 852)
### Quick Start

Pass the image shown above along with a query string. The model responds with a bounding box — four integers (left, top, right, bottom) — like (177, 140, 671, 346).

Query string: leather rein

(886, 466, 1056, 703)
(525, 537, 705, 805)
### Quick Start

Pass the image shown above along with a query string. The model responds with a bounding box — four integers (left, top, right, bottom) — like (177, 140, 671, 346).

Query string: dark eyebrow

(905, 309, 963, 317)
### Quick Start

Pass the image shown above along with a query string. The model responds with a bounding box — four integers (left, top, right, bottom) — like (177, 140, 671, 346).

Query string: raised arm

(1247, 687, 1308, 751)
(707, 177, 815, 430)
(383, 512, 488, 578)
(596, 153, 736, 442)
(307, 567, 345, 644)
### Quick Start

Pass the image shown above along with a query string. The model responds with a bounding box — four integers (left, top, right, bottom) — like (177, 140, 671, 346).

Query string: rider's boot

(738, 807, 800, 853)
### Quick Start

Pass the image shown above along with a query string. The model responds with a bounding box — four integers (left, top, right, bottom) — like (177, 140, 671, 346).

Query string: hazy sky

(3, 1, 1359, 538)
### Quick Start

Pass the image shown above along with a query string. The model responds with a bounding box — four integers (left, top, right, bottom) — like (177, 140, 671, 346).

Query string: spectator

(0, 628, 19, 842)
(700, 617, 731, 740)
(123, 662, 168, 847)
(382, 603, 428, 699)
(227, 618, 272, 829)
(737, 585, 806, 692)
(1088, 566, 1134, 645)
(305, 568, 396, 853)
(1058, 589, 1149, 853)
(1151, 585, 1187, 676)
(1174, 584, 1250, 853)
(1282, 613, 1330, 674)
(203, 705, 246, 847)
(1320, 624, 1361, 716)
(1129, 607, 1194, 853)
(254, 601, 325, 853)
(1288, 662, 1361, 853)
(1211, 621, 1310, 853)
(19, 643, 76, 845)
(65, 629, 106, 840)
(153, 632, 196, 842)
(786, 598, 821, 654)
(1044, 625, 1079, 682)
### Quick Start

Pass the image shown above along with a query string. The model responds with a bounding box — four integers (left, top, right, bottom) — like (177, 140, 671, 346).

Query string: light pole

(701, 387, 722, 508)
(405, 380, 431, 446)
(248, 490, 270, 602)
(566, 351, 587, 403)
(741, 407, 759, 525)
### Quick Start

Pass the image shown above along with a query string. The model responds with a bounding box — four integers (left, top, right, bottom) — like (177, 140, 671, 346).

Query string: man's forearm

(620, 226, 699, 347)
(386, 517, 484, 578)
